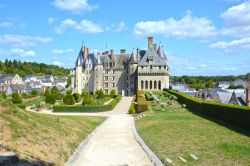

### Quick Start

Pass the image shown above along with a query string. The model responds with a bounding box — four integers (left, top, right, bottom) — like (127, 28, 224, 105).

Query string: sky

(0, 0, 249, 76)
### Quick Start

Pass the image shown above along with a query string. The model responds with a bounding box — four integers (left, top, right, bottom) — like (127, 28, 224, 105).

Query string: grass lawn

(136, 92, 250, 165)
(0, 98, 105, 165)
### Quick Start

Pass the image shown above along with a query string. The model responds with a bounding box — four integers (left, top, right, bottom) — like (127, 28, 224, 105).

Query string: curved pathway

(27, 97, 153, 166)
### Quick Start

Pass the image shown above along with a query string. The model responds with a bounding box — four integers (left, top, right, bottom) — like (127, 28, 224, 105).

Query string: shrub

(22, 92, 28, 97)
(54, 95, 122, 112)
(45, 94, 56, 104)
(163, 91, 171, 97)
(66, 89, 73, 95)
(44, 88, 50, 97)
(95, 89, 104, 99)
(63, 94, 76, 105)
(129, 103, 136, 114)
(51, 86, 59, 95)
(73, 93, 81, 103)
(81, 91, 89, 98)
(31, 89, 38, 96)
(12, 92, 22, 104)
(1, 92, 7, 99)
(136, 90, 148, 113)
(82, 94, 93, 106)
(168, 90, 250, 130)
(110, 89, 116, 98)
(145, 92, 153, 101)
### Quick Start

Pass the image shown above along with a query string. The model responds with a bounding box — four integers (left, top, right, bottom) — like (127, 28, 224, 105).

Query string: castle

(71, 37, 170, 96)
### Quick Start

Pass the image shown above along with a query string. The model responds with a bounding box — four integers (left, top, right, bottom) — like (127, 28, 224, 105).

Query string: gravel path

(27, 97, 154, 166)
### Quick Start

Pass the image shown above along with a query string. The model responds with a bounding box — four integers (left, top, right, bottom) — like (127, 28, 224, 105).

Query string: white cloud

(0, 21, 13, 28)
(198, 64, 207, 68)
(52, 0, 98, 14)
(210, 37, 250, 49)
(221, 1, 250, 27)
(55, 18, 103, 34)
(221, 1, 250, 37)
(134, 12, 217, 38)
(52, 48, 74, 54)
(48, 17, 56, 24)
(116, 22, 126, 32)
(0, 34, 52, 48)
(8, 48, 36, 57)
(52, 60, 63, 66)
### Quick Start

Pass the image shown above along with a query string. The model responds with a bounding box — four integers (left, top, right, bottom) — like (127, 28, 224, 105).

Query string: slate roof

(76, 46, 85, 66)
(229, 92, 246, 106)
(138, 47, 168, 67)
(216, 92, 232, 104)
(129, 51, 138, 64)
(0, 74, 16, 81)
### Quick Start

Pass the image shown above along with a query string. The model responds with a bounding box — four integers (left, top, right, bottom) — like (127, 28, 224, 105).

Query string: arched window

(154, 81, 157, 89)
(145, 80, 148, 89)
(150, 81, 152, 89)
(158, 81, 161, 90)
(141, 80, 144, 89)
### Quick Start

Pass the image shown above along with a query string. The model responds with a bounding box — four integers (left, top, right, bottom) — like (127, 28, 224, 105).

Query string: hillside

(0, 59, 70, 77)
(0, 98, 104, 165)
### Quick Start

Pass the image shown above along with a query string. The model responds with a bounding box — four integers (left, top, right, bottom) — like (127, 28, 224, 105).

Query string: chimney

(153, 43, 157, 51)
(84, 46, 88, 58)
(148, 36, 153, 48)
(111, 49, 114, 55)
(120, 49, 126, 54)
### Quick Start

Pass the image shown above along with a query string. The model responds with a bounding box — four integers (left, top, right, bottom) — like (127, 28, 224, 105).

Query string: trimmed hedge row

(53, 96, 121, 112)
(145, 92, 153, 101)
(136, 90, 148, 113)
(168, 90, 250, 130)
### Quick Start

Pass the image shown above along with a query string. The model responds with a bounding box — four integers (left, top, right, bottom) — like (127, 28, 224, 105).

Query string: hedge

(53, 96, 121, 112)
(168, 90, 250, 130)
(136, 90, 148, 113)
(145, 92, 153, 101)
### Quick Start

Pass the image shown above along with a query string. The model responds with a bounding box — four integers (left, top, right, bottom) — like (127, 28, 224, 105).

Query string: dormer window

(150, 65, 153, 69)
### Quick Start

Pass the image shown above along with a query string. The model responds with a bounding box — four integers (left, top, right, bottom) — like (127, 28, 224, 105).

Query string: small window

(112, 83, 115, 88)
(112, 69, 115, 74)
(105, 70, 108, 74)
(150, 65, 153, 69)
(112, 76, 115, 81)
(105, 83, 108, 88)
(105, 76, 108, 81)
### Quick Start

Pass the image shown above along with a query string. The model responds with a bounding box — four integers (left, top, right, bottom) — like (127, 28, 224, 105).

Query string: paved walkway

(27, 97, 153, 166)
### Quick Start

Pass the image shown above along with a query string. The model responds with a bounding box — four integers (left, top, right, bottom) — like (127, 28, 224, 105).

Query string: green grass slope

(136, 92, 250, 166)
(0, 98, 104, 165)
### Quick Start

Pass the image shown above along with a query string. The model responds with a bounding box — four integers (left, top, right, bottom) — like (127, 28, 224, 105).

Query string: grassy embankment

(0, 98, 105, 165)
(136, 91, 250, 165)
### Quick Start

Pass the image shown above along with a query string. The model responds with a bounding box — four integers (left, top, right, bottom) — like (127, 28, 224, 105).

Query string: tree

(12, 92, 22, 104)
(66, 89, 73, 95)
(66, 76, 72, 88)
(205, 80, 214, 89)
(51, 86, 59, 95)
(44, 88, 50, 97)
(45, 95, 56, 104)
(31, 89, 38, 96)
(82, 93, 93, 106)
(73, 93, 81, 103)
(63, 94, 76, 105)
(110, 89, 116, 98)
(95, 89, 104, 99)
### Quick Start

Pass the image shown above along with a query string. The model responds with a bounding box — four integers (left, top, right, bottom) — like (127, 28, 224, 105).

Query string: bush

(54, 95, 122, 112)
(22, 92, 28, 97)
(1, 92, 7, 99)
(129, 103, 136, 114)
(82, 94, 93, 106)
(45, 94, 56, 104)
(44, 88, 50, 97)
(12, 92, 22, 104)
(136, 90, 148, 113)
(66, 89, 73, 95)
(95, 89, 104, 99)
(110, 89, 116, 98)
(168, 90, 250, 130)
(73, 93, 81, 103)
(31, 89, 38, 96)
(63, 94, 76, 105)
(145, 92, 153, 101)
(163, 91, 171, 97)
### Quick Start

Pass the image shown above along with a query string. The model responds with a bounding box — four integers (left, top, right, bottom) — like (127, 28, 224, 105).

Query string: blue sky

(0, 0, 249, 76)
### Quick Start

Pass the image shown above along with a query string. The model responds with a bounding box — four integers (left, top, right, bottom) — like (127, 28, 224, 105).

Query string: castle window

(145, 80, 148, 89)
(112, 69, 115, 74)
(141, 80, 144, 89)
(150, 65, 153, 69)
(112, 83, 115, 88)
(105, 70, 108, 74)
(105, 89, 108, 94)
(159, 66, 161, 69)
(105, 83, 108, 88)
(105, 76, 108, 81)
(112, 76, 115, 81)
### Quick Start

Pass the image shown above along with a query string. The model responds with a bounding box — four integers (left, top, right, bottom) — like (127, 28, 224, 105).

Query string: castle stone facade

(71, 37, 170, 96)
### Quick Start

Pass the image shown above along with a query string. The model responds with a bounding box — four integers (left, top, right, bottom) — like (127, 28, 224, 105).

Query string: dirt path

(27, 97, 154, 166)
